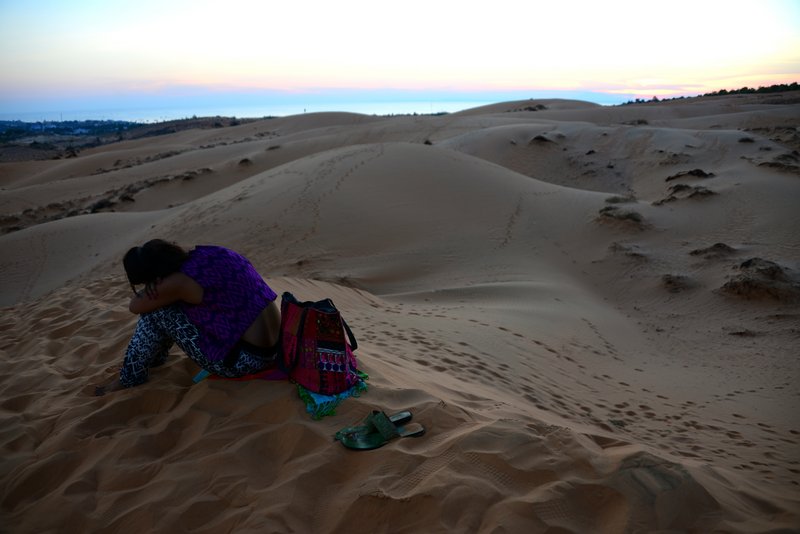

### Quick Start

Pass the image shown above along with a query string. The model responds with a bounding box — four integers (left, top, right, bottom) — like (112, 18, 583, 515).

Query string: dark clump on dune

(739, 258, 789, 280)
(687, 187, 715, 199)
(529, 135, 553, 144)
(598, 206, 643, 222)
(180, 168, 213, 181)
(238, 158, 253, 166)
(690, 243, 737, 258)
(662, 274, 694, 293)
(654, 184, 717, 205)
(758, 152, 800, 175)
(88, 198, 116, 213)
(597, 206, 647, 228)
(729, 329, 760, 337)
(676, 183, 715, 195)
(665, 169, 715, 182)
(508, 104, 547, 112)
(720, 258, 800, 302)
(609, 242, 648, 261)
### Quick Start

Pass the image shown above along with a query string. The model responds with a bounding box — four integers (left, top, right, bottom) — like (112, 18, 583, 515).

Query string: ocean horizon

(0, 88, 636, 124)
(0, 100, 528, 124)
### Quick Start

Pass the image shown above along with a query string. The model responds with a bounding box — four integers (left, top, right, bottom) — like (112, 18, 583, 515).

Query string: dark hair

(123, 239, 189, 289)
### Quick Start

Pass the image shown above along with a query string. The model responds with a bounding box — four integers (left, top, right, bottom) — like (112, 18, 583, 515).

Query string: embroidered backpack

(279, 292, 360, 395)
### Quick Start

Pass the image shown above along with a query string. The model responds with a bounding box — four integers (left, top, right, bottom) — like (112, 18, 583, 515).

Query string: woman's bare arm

(128, 272, 203, 314)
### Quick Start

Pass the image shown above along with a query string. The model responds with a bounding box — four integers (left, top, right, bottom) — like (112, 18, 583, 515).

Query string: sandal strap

(366, 410, 400, 440)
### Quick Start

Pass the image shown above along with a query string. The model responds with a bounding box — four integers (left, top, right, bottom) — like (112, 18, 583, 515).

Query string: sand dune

(1, 93, 799, 533)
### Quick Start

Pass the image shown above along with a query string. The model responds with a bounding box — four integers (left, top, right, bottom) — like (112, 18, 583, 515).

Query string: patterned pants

(119, 305, 275, 387)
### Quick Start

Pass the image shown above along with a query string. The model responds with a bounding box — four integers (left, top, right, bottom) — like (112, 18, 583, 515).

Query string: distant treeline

(703, 82, 798, 96)
(0, 119, 137, 143)
(620, 82, 799, 105)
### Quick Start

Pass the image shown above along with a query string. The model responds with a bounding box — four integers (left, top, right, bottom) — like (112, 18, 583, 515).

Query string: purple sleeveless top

(180, 246, 277, 362)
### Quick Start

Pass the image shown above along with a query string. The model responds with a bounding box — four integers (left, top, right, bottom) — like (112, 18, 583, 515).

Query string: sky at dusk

(1, 0, 798, 120)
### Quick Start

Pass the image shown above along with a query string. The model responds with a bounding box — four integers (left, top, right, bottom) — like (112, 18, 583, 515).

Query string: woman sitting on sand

(95, 239, 281, 395)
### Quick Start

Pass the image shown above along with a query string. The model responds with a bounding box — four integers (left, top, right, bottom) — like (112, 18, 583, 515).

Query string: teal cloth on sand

(297, 371, 369, 419)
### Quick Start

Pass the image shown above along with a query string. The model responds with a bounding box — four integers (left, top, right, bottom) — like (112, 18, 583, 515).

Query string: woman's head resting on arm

(123, 239, 189, 293)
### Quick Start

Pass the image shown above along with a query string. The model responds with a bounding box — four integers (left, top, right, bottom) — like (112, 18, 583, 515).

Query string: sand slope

(1, 94, 799, 533)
